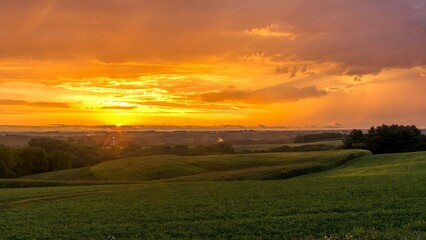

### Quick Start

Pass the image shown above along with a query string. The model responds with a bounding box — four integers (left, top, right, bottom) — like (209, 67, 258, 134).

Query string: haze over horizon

(1, 0, 426, 128)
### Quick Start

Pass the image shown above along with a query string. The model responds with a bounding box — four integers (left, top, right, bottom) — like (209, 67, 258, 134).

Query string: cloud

(0, 99, 70, 108)
(275, 64, 308, 78)
(1, 0, 425, 79)
(101, 106, 137, 110)
(132, 101, 240, 112)
(199, 84, 326, 103)
(1, 1, 426, 127)
(246, 24, 296, 39)
(272, 0, 426, 76)
(324, 121, 342, 128)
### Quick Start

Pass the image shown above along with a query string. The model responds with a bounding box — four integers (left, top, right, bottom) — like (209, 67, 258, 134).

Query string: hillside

(1, 150, 425, 239)
(321, 150, 426, 177)
(22, 150, 369, 182)
(233, 140, 342, 152)
(21, 167, 94, 181)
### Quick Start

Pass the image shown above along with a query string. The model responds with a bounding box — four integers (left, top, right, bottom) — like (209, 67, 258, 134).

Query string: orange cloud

(101, 106, 138, 110)
(246, 24, 296, 39)
(0, 1, 425, 127)
(199, 84, 327, 103)
(0, 99, 70, 108)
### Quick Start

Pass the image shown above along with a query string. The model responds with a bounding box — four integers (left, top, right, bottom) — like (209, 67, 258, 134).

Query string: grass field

(0, 150, 425, 239)
(233, 140, 343, 152)
(22, 150, 367, 182)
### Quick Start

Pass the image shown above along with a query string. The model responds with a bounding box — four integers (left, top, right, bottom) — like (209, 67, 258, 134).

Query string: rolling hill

(1, 150, 425, 239)
(22, 150, 369, 182)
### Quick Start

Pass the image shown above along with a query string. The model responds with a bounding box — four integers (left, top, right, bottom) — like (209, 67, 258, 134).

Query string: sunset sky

(1, 0, 426, 127)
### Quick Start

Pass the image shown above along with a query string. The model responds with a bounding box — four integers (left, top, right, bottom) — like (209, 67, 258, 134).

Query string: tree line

(0, 138, 235, 179)
(293, 133, 344, 143)
(3, 124, 424, 178)
(343, 124, 426, 154)
(0, 138, 120, 178)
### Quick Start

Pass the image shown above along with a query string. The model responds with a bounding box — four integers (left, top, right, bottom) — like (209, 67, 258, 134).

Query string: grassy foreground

(0, 151, 425, 239)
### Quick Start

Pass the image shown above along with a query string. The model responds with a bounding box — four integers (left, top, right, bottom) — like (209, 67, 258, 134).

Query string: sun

(115, 123, 122, 127)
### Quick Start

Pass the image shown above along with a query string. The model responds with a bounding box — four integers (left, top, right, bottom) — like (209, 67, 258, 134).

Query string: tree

(0, 145, 15, 178)
(172, 145, 190, 155)
(204, 142, 235, 154)
(29, 138, 69, 152)
(343, 124, 426, 154)
(190, 145, 207, 155)
(342, 129, 364, 149)
(294, 133, 344, 143)
(48, 150, 72, 171)
(14, 147, 48, 176)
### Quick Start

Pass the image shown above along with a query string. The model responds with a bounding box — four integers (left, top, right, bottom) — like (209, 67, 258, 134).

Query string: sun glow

(0, 1, 425, 128)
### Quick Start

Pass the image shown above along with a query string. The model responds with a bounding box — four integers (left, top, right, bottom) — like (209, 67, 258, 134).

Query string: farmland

(0, 150, 425, 239)
(232, 140, 343, 152)
(22, 150, 367, 182)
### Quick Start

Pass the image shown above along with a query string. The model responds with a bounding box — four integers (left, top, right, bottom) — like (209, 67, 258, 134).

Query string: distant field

(0, 151, 425, 239)
(22, 150, 367, 182)
(233, 140, 342, 152)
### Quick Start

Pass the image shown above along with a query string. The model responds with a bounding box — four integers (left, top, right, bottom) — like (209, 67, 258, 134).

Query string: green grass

(0, 151, 425, 239)
(23, 150, 368, 182)
(21, 167, 95, 181)
(233, 140, 343, 152)
(322, 151, 426, 177)
(285, 140, 343, 147)
(0, 179, 135, 189)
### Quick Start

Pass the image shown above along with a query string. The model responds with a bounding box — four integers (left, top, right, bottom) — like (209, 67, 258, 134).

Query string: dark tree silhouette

(48, 150, 72, 171)
(0, 145, 15, 178)
(343, 124, 426, 154)
(294, 133, 343, 143)
(342, 129, 365, 149)
(14, 147, 48, 176)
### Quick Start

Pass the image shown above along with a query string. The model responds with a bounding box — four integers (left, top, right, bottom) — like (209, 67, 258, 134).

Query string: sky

(1, 0, 426, 128)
